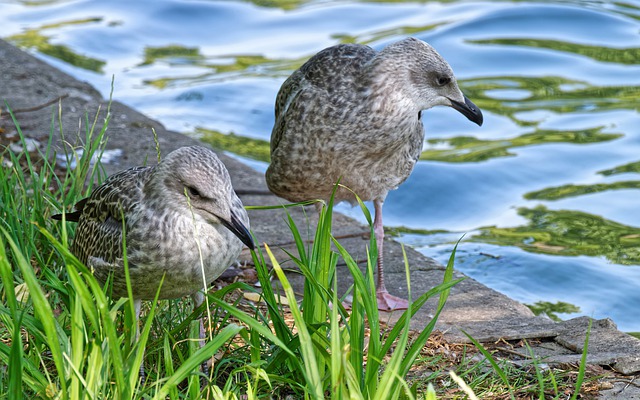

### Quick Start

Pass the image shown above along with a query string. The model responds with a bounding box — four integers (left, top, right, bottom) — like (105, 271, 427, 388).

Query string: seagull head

(380, 37, 483, 126)
(154, 146, 255, 250)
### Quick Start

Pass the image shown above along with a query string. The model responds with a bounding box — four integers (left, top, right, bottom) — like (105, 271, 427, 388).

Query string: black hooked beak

(221, 210, 255, 250)
(450, 95, 483, 126)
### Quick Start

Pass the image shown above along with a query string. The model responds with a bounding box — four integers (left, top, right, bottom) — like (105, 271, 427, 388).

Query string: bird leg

(134, 299, 146, 384)
(192, 292, 211, 379)
(373, 198, 409, 311)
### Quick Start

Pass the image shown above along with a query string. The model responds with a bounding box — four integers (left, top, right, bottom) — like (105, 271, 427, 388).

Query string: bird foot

(376, 290, 409, 311)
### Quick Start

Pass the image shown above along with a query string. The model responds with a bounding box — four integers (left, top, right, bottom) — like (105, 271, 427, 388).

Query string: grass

(0, 101, 602, 399)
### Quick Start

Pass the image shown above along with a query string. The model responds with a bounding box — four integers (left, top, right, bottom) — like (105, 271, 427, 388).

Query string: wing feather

(70, 166, 151, 265)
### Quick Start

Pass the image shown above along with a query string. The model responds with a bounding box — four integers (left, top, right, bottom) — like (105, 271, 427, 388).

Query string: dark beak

(450, 95, 483, 126)
(221, 211, 255, 250)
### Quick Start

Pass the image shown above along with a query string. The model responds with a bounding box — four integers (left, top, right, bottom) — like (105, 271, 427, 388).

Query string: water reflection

(136, 19, 443, 89)
(525, 181, 640, 201)
(600, 160, 640, 176)
(526, 300, 581, 322)
(241, 0, 310, 10)
(6, 19, 106, 72)
(465, 77, 640, 117)
(473, 206, 640, 265)
(471, 38, 640, 65)
(139, 45, 203, 67)
(421, 126, 621, 163)
(332, 22, 445, 45)
(195, 127, 271, 162)
(14, 0, 75, 6)
(140, 45, 299, 88)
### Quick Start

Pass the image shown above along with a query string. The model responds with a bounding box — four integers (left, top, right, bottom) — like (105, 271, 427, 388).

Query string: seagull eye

(186, 186, 201, 198)
(436, 76, 451, 86)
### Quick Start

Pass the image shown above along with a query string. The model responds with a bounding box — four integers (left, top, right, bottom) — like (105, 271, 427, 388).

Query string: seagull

(265, 37, 482, 311)
(54, 145, 254, 377)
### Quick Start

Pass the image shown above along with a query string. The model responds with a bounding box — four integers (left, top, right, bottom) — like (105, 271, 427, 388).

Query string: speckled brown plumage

(59, 145, 254, 300)
(55, 145, 254, 380)
(266, 37, 482, 311)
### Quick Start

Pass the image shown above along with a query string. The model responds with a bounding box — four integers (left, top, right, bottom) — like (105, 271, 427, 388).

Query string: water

(2, 0, 639, 331)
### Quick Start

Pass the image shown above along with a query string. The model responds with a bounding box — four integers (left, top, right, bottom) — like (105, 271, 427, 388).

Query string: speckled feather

(67, 146, 251, 300)
(266, 38, 469, 204)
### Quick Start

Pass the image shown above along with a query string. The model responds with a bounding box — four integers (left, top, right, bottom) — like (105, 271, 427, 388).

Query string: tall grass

(0, 103, 241, 398)
(0, 100, 595, 399)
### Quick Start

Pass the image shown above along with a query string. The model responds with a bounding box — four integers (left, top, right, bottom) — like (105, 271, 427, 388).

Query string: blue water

(2, 0, 639, 330)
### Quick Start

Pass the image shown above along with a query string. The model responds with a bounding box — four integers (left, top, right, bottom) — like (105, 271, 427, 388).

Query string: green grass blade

(265, 244, 324, 400)
(0, 237, 18, 317)
(8, 311, 24, 400)
(153, 323, 244, 399)
(245, 200, 320, 210)
(348, 277, 365, 392)
(0, 312, 48, 392)
(330, 276, 343, 400)
(331, 239, 378, 333)
(462, 330, 515, 400)
(331, 239, 378, 394)
(84, 342, 104, 398)
(162, 335, 179, 400)
(381, 240, 463, 356)
(399, 243, 459, 376)
(342, 347, 364, 398)
(38, 227, 128, 395)
(304, 194, 335, 384)
(1, 227, 69, 398)
(205, 291, 297, 358)
(373, 246, 414, 400)
(571, 318, 592, 400)
(187, 321, 202, 397)
(284, 210, 310, 266)
(65, 251, 101, 335)
(337, 184, 372, 226)
(250, 247, 293, 344)
(84, 264, 128, 397)
(69, 289, 85, 400)
(128, 275, 164, 390)
(524, 340, 546, 400)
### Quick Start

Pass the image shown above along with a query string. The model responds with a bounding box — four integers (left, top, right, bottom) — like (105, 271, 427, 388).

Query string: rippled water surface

(2, 0, 639, 330)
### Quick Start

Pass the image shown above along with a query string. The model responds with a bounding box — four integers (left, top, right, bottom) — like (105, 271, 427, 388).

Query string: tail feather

(51, 198, 88, 222)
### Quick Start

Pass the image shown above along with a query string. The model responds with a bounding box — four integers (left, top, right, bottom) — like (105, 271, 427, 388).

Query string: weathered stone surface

(443, 315, 559, 343)
(599, 380, 640, 400)
(555, 317, 640, 375)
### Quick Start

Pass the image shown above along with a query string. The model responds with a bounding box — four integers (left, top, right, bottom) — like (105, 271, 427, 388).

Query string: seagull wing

(71, 166, 151, 265)
(271, 44, 377, 153)
(271, 71, 303, 153)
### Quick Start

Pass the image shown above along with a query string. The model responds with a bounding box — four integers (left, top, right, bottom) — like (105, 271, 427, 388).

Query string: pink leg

(373, 198, 408, 311)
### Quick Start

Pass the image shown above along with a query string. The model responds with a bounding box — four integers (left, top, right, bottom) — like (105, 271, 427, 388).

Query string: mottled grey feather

(266, 37, 474, 204)
(265, 38, 483, 310)
(67, 146, 252, 300)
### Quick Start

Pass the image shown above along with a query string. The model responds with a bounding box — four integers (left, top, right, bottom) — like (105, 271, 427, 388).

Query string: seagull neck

(360, 64, 419, 115)
(141, 169, 171, 211)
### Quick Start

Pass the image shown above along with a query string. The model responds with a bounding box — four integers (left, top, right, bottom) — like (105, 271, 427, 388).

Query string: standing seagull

(55, 145, 254, 375)
(266, 38, 482, 311)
